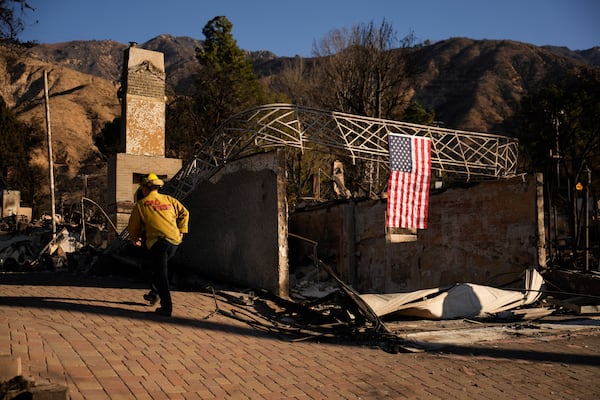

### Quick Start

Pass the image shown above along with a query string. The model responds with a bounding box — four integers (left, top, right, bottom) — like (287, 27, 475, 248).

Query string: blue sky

(19, 0, 599, 56)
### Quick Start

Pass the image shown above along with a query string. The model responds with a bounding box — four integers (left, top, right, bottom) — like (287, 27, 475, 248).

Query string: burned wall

(175, 150, 289, 297)
(290, 174, 540, 293)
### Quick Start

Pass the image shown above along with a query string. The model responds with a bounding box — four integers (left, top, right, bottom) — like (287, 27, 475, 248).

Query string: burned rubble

(2, 203, 599, 357)
(0, 201, 110, 272)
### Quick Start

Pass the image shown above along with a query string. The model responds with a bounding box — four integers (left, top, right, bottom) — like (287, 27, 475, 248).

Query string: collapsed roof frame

(165, 103, 520, 201)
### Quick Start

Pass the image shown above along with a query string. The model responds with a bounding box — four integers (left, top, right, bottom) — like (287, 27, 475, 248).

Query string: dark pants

(149, 238, 178, 312)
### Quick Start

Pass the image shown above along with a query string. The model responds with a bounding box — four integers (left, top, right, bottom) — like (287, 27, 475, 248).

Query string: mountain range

(1, 34, 598, 207)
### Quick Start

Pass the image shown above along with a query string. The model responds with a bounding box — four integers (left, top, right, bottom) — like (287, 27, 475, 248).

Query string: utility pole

(44, 70, 57, 237)
(585, 164, 591, 272)
(553, 112, 562, 188)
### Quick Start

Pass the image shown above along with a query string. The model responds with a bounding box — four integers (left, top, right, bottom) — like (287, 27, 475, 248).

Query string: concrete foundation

(290, 174, 541, 293)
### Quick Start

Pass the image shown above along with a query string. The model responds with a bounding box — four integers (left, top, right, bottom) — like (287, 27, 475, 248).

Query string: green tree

(194, 16, 267, 137)
(165, 95, 206, 159)
(164, 16, 271, 159)
(93, 117, 121, 157)
(402, 101, 435, 125)
(0, 95, 40, 205)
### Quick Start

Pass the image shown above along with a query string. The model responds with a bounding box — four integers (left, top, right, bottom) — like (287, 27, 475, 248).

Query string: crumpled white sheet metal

(359, 267, 545, 320)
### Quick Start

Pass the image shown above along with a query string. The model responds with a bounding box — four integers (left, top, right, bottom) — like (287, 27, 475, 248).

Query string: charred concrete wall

(290, 174, 541, 293)
(175, 150, 289, 298)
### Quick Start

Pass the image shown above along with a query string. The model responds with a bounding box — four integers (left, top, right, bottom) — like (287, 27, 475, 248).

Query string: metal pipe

(80, 197, 86, 246)
(585, 165, 591, 272)
(81, 197, 119, 234)
(44, 70, 57, 237)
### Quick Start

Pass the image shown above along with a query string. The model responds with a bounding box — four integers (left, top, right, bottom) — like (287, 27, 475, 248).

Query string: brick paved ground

(1, 270, 599, 399)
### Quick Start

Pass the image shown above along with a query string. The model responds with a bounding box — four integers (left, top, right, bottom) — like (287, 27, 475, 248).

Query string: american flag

(386, 133, 432, 229)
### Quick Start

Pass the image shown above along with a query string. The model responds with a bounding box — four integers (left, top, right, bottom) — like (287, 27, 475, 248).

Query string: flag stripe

(386, 134, 431, 229)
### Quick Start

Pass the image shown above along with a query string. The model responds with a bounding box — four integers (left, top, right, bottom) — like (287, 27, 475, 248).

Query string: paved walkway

(1, 270, 599, 399)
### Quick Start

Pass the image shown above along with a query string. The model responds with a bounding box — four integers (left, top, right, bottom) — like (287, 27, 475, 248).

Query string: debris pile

(0, 204, 111, 273)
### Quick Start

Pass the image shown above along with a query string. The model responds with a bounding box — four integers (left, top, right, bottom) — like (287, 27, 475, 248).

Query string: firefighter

(128, 173, 189, 317)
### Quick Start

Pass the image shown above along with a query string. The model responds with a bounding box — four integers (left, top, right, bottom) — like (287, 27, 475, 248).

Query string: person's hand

(134, 239, 142, 247)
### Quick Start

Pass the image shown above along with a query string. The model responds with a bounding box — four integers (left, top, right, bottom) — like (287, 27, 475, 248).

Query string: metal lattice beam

(165, 103, 519, 200)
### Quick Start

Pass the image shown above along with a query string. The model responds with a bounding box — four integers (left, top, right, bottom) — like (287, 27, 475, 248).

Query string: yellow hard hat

(141, 173, 164, 187)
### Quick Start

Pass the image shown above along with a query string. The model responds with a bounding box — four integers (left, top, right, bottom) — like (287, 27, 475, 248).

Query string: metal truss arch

(165, 103, 519, 201)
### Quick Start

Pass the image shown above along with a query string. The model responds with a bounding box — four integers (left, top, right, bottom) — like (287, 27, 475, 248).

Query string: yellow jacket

(128, 190, 189, 249)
